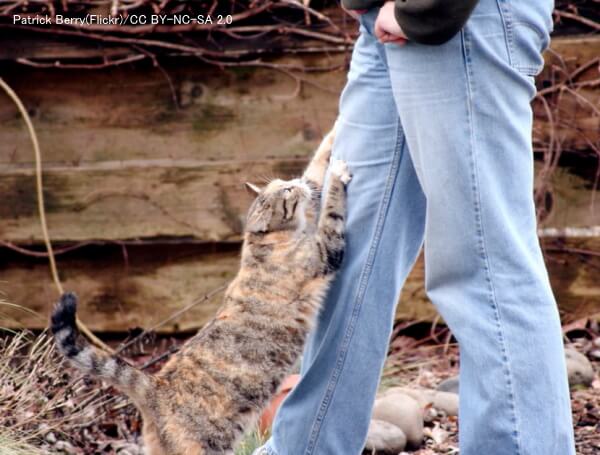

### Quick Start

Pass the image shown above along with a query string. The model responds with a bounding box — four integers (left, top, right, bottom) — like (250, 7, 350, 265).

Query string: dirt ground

(2, 323, 598, 454)
(380, 324, 600, 454)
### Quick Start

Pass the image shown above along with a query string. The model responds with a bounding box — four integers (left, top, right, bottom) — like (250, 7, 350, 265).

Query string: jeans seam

(304, 119, 404, 455)
(496, 0, 514, 67)
(461, 27, 523, 455)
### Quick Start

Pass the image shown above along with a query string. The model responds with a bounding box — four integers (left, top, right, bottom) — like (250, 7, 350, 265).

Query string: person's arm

(342, 0, 480, 46)
(394, 0, 479, 45)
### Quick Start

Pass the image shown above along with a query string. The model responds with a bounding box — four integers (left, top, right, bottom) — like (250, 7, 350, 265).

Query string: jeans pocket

(497, 0, 551, 77)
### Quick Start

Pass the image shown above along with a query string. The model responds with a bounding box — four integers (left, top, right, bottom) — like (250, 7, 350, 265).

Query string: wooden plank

(2, 236, 598, 332)
(0, 54, 344, 166)
(535, 164, 598, 229)
(0, 158, 307, 243)
(535, 36, 600, 152)
(0, 32, 133, 60)
(0, 36, 596, 167)
(396, 237, 600, 324)
(0, 158, 596, 244)
(542, 236, 600, 322)
(0, 243, 240, 332)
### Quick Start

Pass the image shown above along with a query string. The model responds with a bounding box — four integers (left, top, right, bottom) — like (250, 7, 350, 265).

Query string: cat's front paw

(331, 159, 352, 185)
(314, 127, 335, 164)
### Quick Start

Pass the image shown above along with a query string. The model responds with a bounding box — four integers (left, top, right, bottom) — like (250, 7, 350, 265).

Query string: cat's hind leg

(142, 419, 165, 455)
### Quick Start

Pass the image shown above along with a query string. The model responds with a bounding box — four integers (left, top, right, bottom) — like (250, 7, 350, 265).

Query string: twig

(114, 282, 229, 355)
(16, 54, 147, 69)
(554, 9, 600, 31)
(0, 240, 95, 257)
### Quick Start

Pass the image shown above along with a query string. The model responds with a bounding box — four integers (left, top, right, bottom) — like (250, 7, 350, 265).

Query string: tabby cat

(51, 128, 351, 455)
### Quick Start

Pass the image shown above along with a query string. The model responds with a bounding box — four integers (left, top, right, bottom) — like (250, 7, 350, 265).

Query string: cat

(51, 128, 352, 455)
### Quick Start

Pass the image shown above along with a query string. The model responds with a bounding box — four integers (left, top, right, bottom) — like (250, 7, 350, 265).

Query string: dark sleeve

(342, 0, 384, 10)
(394, 0, 479, 45)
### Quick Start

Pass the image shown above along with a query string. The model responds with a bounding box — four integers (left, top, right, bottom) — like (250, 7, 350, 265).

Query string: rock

(437, 376, 459, 394)
(424, 405, 439, 423)
(54, 441, 77, 454)
(381, 387, 459, 417)
(365, 419, 407, 453)
(431, 390, 459, 416)
(45, 431, 57, 444)
(372, 392, 424, 448)
(589, 350, 600, 361)
(565, 347, 595, 387)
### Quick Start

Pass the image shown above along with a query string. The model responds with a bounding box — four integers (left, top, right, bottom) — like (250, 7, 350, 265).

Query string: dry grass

(0, 315, 596, 454)
(0, 330, 126, 453)
(0, 431, 47, 455)
(0, 324, 268, 454)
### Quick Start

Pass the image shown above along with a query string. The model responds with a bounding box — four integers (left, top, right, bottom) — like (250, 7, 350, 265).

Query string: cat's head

(244, 178, 311, 234)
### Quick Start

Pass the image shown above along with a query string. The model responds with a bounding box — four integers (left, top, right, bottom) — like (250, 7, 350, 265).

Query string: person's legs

(376, 0, 575, 453)
(258, 18, 427, 455)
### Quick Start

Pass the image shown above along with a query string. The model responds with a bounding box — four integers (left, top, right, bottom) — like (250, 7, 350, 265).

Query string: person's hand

(374, 1, 407, 45)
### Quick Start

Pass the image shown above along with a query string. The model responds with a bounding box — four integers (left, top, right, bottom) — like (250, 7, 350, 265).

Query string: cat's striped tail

(51, 292, 155, 406)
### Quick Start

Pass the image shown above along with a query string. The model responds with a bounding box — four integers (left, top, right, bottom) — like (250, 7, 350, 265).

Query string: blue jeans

(259, 0, 575, 453)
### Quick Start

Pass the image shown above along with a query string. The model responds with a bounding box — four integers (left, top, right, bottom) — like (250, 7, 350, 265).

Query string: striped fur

(51, 293, 155, 407)
(50, 128, 351, 455)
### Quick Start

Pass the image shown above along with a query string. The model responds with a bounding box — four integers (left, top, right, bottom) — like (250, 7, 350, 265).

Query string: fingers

(376, 29, 407, 45)
(383, 35, 407, 45)
(374, 22, 407, 45)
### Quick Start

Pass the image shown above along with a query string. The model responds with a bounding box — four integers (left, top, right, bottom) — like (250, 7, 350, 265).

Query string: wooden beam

(0, 159, 595, 244)
(535, 36, 600, 152)
(0, 243, 239, 332)
(2, 236, 598, 332)
(0, 158, 307, 243)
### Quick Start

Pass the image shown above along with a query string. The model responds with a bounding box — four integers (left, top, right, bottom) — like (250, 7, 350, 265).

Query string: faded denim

(257, 0, 575, 453)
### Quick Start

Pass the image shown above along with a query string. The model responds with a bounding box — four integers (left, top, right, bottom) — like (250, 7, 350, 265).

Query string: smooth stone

(381, 387, 459, 417)
(437, 376, 459, 394)
(372, 392, 424, 448)
(589, 349, 600, 361)
(431, 390, 459, 416)
(381, 387, 428, 408)
(365, 419, 407, 453)
(565, 346, 595, 386)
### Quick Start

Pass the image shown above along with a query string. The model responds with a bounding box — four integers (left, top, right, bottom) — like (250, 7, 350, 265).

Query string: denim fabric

(257, 0, 575, 453)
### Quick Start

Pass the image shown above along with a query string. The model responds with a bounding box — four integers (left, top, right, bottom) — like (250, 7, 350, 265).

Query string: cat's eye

(283, 188, 291, 194)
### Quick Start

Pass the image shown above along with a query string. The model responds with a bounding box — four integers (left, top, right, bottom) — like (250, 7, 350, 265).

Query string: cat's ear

(245, 182, 262, 195)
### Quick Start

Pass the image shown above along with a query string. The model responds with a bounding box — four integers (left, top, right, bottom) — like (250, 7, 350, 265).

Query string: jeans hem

(263, 440, 279, 455)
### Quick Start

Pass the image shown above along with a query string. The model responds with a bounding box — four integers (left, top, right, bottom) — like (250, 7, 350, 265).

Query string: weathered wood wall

(0, 31, 598, 332)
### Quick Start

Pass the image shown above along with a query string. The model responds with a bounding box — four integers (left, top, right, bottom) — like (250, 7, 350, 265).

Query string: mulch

(10, 324, 599, 454)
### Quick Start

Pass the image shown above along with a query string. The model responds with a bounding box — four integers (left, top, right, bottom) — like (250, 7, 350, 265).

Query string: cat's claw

(331, 159, 352, 185)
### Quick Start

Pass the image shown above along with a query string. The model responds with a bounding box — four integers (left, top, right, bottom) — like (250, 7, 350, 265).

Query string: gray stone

(565, 346, 595, 387)
(437, 376, 459, 394)
(381, 387, 459, 417)
(589, 349, 600, 361)
(45, 431, 57, 444)
(365, 419, 407, 453)
(372, 392, 424, 448)
(431, 390, 459, 416)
